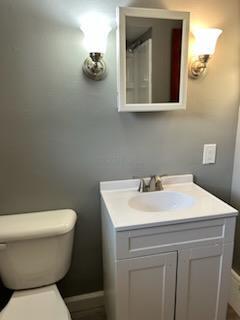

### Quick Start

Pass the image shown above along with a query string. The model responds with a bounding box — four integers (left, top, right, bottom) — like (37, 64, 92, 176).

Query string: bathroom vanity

(100, 175, 238, 320)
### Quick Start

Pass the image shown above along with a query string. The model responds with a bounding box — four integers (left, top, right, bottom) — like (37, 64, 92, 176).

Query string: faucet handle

(138, 178, 147, 192)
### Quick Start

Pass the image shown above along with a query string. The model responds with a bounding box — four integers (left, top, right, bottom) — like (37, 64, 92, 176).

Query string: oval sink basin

(128, 191, 194, 212)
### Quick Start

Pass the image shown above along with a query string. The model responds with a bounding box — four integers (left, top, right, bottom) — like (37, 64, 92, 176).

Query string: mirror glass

(126, 17, 183, 104)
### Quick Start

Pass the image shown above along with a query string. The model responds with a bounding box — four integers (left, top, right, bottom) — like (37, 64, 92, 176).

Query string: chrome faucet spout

(138, 175, 164, 192)
(149, 175, 164, 191)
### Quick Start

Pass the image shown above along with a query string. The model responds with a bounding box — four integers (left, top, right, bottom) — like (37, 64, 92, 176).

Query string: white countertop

(100, 175, 238, 231)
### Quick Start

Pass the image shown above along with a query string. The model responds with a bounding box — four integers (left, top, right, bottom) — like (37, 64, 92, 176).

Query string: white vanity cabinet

(102, 207, 236, 320)
(117, 252, 177, 320)
(176, 243, 233, 320)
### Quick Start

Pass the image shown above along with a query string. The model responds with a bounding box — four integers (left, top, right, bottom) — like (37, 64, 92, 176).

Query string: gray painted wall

(0, 0, 239, 300)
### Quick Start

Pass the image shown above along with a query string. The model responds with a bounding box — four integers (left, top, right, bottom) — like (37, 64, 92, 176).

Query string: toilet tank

(0, 209, 77, 290)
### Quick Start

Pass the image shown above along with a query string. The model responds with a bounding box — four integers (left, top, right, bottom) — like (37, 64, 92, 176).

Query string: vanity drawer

(116, 218, 235, 259)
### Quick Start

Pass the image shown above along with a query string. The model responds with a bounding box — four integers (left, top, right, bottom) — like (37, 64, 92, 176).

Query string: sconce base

(189, 54, 211, 79)
(83, 53, 107, 81)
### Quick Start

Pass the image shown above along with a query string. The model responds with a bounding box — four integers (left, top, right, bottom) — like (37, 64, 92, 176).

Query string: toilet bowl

(0, 209, 77, 320)
(0, 285, 71, 320)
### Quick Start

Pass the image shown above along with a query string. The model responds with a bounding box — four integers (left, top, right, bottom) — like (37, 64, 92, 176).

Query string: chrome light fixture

(80, 13, 111, 81)
(189, 28, 222, 79)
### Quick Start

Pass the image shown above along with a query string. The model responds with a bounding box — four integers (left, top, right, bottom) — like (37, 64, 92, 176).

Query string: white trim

(64, 291, 104, 314)
(229, 269, 240, 316)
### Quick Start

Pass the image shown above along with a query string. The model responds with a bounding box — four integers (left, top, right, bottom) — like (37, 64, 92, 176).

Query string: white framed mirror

(117, 7, 190, 112)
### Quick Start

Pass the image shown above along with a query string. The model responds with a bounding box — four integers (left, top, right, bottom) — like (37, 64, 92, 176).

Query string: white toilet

(0, 209, 77, 320)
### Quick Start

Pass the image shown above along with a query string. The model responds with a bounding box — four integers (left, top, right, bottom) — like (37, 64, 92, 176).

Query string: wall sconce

(80, 13, 111, 81)
(189, 28, 222, 79)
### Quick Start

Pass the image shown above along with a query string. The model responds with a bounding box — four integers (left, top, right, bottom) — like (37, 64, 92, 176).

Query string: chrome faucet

(149, 175, 164, 191)
(138, 175, 164, 192)
(138, 178, 149, 192)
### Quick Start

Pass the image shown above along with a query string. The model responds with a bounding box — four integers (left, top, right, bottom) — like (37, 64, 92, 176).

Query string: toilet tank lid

(0, 209, 77, 242)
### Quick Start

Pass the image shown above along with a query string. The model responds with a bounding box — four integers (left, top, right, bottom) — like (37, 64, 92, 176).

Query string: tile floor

(71, 305, 240, 320)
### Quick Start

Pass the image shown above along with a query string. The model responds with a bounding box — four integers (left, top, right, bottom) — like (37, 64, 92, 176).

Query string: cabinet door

(116, 252, 177, 320)
(176, 243, 233, 320)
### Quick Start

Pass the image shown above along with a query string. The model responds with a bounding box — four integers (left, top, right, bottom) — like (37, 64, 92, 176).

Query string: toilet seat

(0, 285, 71, 320)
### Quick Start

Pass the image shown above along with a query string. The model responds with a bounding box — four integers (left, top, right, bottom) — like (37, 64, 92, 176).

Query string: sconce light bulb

(80, 13, 111, 53)
(192, 28, 222, 56)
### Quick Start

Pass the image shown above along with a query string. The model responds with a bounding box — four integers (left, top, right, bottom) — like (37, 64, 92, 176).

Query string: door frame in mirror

(117, 7, 190, 112)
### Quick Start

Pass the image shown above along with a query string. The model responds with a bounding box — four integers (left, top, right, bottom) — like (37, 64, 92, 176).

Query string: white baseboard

(64, 291, 104, 314)
(229, 269, 240, 316)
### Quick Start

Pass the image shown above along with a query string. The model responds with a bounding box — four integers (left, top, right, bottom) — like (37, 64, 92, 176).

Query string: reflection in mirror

(126, 17, 183, 104)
